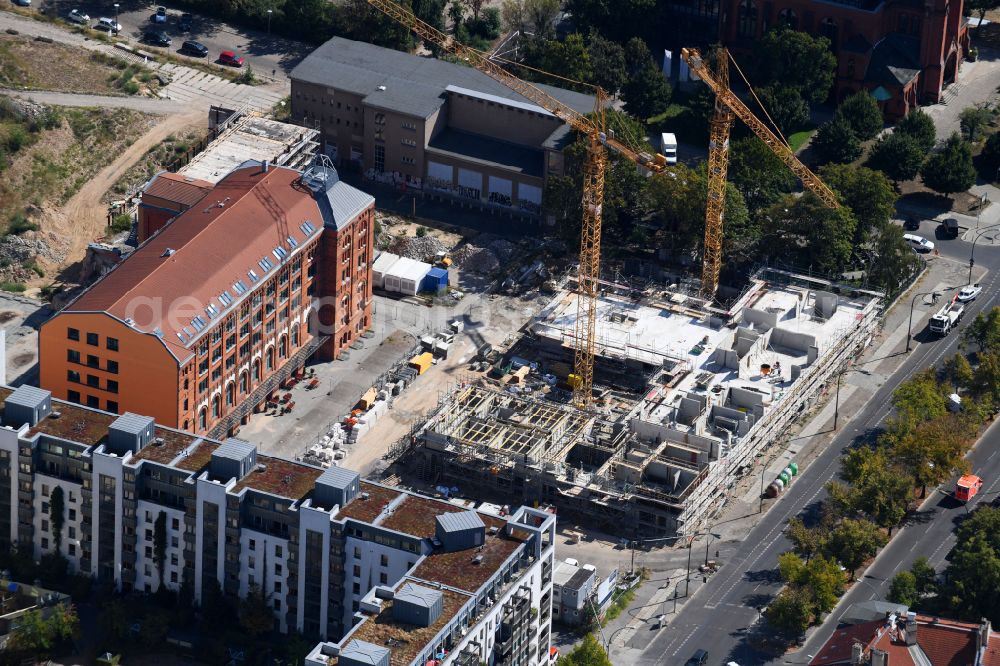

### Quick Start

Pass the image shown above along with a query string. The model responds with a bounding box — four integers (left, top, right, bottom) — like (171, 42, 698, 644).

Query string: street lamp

(907, 290, 942, 352)
(267, 8, 273, 34)
(968, 222, 1000, 284)
(113, 3, 119, 34)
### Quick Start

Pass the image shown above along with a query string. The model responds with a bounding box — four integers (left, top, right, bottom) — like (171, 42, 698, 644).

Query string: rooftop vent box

(4, 385, 52, 428)
(338, 640, 391, 666)
(210, 438, 257, 482)
(314, 466, 360, 510)
(392, 583, 443, 627)
(435, 510, 486, 552)
(107, 412, 156, 456)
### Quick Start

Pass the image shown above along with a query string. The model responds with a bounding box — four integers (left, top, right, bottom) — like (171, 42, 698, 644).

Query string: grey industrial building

(290, 37, 597, 219)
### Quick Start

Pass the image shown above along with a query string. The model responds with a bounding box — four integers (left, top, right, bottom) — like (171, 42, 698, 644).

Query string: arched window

(279, 335, 288, 359)
(198, 408, 207, 431)
(738, 0, 758, 37)
(226, 382, 235, 406)
(212, 395, 221, 418)
(240, 371, 249, 394)
(291, 325, 300, 348)
(266, 347, 274, 371)
(778, 8, 796, 29)
(253, 359, 261, 382)
(819, 17, 838, 50)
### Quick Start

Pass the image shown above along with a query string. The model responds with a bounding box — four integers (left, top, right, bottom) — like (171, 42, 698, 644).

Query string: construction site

(401, 268, 882, 538)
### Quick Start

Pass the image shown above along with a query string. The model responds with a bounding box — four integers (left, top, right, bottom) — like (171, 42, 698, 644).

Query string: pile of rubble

(387, 234, 448, 262)
(451, 235, 522, 275)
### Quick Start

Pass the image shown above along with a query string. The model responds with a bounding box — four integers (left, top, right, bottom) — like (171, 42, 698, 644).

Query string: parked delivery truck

(929, 297, 964, 336)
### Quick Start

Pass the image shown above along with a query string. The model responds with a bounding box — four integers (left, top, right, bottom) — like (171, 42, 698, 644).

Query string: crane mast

(701, 48, 735, 299)
(363, 0, 666, 409)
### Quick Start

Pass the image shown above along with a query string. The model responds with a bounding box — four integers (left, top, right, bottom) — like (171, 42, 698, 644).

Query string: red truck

(956, 474, 983, 502)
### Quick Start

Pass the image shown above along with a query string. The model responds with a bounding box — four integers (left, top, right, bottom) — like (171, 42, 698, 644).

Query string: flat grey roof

(427, 129, 544, 178)
(340, 640, 390, 665)
(436, 510, 485, 534)
(6, 385, 50, 409)
(317, 465, 360, 491)
(395, 582, 443, 609)
(110, 412, 155, 435)
(291, 36, 596, 120)
(213, 437, 256, 462)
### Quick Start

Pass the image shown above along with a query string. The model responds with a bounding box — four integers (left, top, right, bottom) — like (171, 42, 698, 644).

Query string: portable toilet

(422, 266, 449, 294)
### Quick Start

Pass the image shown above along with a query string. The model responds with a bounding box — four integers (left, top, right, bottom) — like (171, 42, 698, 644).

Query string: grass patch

(0, 282, 27, 293)
(602, 584, 638, 625)
(788, 127, 817, 153)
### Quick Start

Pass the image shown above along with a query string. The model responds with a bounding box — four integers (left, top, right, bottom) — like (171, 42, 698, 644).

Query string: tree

(587, 33, 627, 94)
(560, 632, 614, 666)
(785, 517, 827, 562)
(836, 91, 884, 141)
(888, 570, 918, 605)
(891, 368, 949, 428)
(812, 117, 862, 164)
(910, 556, 938, 595)
(922, 133, 976, 196)
(868, 225, 922, 296)
(729, 136, 796, 211)
(819, 164, 897, 246)
(964, 306, 1000, 353)
(448, 0, 464, 30)
(892, 415, 971, 497)
(778, 551, 807, 583)
(752, 26, 836, 104)
(824, 518, 887, 578)
(766, 587, 814, 635)
(461, 0, 485, 20)
(239, 585, 276, 637)
(896, 109, 936, 153)
(761, 193, 857, 274)
(621, 64, 672, 120)
(832, 446, 913, 531)
(499, 0, 524, 31)
(623, 36, 652, 77)
(523, 0, 559, 37)
(981, 131, 1000, 175)
(50, 486, 65, 552)
(801, 555, 846, 613)
(466, 6, 501, 38)
(757, 85, 809, 136)
(525, 33, 593, 91)
(867, 133, 925, 183)
(959, 105, 993, 142)
(944, 507, 1000, 624)
(7, 603, 79, 657)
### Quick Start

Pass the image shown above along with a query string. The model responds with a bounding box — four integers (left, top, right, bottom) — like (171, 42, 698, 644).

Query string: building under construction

(408, 268, 882, 538)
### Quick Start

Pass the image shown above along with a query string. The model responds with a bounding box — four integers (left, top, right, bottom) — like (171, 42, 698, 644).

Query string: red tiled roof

(983, 632, 1000, 666)
(143, 171, 214, 207)
(810, 619, 884, 665)
(811, 614, 986, 666)
(912, 618, 978, 666)
(67, 164, 324, 361)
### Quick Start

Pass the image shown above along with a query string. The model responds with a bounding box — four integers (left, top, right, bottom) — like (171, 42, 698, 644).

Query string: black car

(903, 216, 921, 230)
(178, 12, 193, 31)
(144, 29, 171, 47)
(685, 650, 708, 666)
(181, 40, 208, 57)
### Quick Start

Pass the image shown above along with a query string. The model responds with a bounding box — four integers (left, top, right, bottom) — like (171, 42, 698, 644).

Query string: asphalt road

(28, 0, 305, 82)
(634, 236, 1000, 666)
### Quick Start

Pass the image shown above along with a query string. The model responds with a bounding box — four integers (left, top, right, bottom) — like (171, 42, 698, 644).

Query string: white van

(660, 132, 678, 164)
(903, 233, 935, 253)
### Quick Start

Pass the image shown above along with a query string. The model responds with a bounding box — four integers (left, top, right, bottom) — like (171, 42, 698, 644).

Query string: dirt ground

(34, 109, 203, 289)
(0, 35, 154, 96)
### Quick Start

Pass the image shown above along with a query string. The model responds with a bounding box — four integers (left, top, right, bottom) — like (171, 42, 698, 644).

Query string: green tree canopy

(819, 163, 897, 245)
(622, 64, 672, 120)
(525, 33, 594, 91)
(980, 131, 1000, 174)
(587, 33, 627, 94)
(785, 517, 827, 562)
(757, 85, 809, 136)
(812, 117, 862, 164)
(922, 133, 976, 195)
(836, 91, 884, 141)
(561, 632, 614, 666)
(729, 136, 797, 211)
(892, 415, 972, 496)
(752, 26, 836, 104)
(824, 518, 887, 578)
(239, 584, 276, 637)
(761, 193, 857, 274)
(867, 133, 925, 183)
(888, 570, 918, 605)
(766, 587, 814, 635)
(945, 509, 1000, 625)
(896, 109, 936, 153)
(959, 106, 992, 142)
(964, 306, 1000, 353)
(890, 368, 949, 429)
(867, 225, 922, 296)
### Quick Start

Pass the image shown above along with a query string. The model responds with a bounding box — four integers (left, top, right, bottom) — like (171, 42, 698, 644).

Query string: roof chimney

(851, 642, 863, 665)
(262, 160, 269, 173)
(870, 649, 888, 666)
(904, 619, 918, 646)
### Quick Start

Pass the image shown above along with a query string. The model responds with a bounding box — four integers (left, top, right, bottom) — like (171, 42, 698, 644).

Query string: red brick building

(136, 172, 214, 243)
(40, 159, 374, 438)
(719, 0, 970, 118)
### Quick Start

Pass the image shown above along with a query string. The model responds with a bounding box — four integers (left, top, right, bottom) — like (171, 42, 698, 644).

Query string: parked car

(66, 8, 89, 23)
(940, 217, 960, 238)
(685, 650, 709, 666)
(144, 29, 171, 47)
(958, 284, 982, 302)
(181, 40, 208, 57)
(219, 51, 244, 67)
(11, 0, 32, 7)
(903, 233, 935, 253)
(903, 216, 921, 230)
(95, 17, 122, 32)
(178, 12, 193, 31)
(151, 5, 167, 23)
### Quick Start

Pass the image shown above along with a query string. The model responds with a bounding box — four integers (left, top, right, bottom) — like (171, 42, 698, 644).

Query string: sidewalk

(608, 254, 986, 654)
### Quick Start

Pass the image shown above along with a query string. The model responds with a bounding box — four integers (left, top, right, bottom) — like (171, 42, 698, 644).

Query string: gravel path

(0, 88, 186, 113)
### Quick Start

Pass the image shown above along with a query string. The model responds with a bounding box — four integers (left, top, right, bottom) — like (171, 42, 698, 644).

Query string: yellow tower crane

(363, 0, 667, 409)
(680, 47, 841, 298)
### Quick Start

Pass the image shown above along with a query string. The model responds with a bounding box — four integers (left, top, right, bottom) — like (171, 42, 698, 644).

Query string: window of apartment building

(107, 359, 118, 374)
(86, 332, 99, 346)
(67, 349, 80, 364)
(107, 400, 118, 413)
(354, 547, 361, 559)
(401, 138, 416, 147)
(211, 328, 222, 344)
(275, 545, 282, 558)
(380, 554, 388, 566)
(374, 144, 385, 173)
(41, 537, 48, 550)
(212, 347, 222, 363)
(67, 390, 80, 404)
(67, 370, 80, 383)
(240, 321, 250, 339)
(86, 395, 99, 409)
(265, 320, 275, 334)
(401, 156, 415, 166)
(67, 327, 80, 341)
(42, 519, 49, 532)
(352, 583, 360, 595)
(198, 358, 209, 375)
(211, 367, 222, 382)
(225, 334, 236, 351)
(87, 374, 99, 388)
(171, 536, 179, 548)
(225, 355, 235, 370)
(274, 563, 282, 575)
(379, 572, 388, 585)
(198, 340, 208, 356)
(401, 121, 416, 131)
(353, 565, 360, 577)
(106, 337, 119, 351)
(198, 378, 208, 394)
(107, 380, 118, 394)
(87, 355, 99, 368)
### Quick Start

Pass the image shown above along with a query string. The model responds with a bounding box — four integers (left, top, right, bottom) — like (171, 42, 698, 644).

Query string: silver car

(66, 8, 90, 23)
